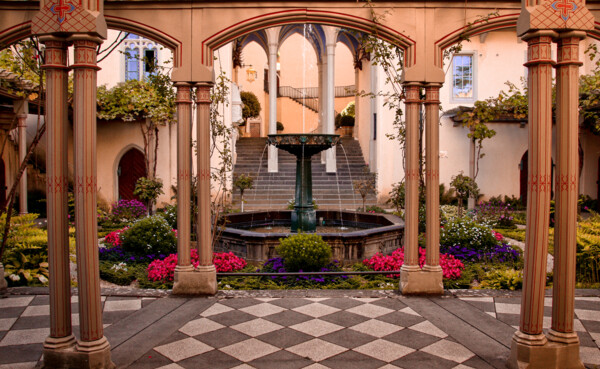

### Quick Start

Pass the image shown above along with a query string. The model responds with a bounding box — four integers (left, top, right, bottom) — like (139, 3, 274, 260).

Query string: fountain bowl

(215, 210, 404, 264)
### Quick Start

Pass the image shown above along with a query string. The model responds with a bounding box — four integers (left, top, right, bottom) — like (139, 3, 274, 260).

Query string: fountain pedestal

(267, 134, 340, 233)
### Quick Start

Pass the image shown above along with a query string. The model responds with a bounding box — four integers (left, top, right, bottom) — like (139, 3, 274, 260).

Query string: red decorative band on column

(198, 169, 211, 181)
(42, 40, 68, 70)
(523, 34, 556, 67)
(46, 175, 69, 194)
(425, 170, 439, 180)
(195, 85, 211, 104)
(405, 169, 420, 180)
(178, 170, 191, 181)
(423, 86, 440, 105)
(71, 39, 101, 70)
(175, 83, 193, 104)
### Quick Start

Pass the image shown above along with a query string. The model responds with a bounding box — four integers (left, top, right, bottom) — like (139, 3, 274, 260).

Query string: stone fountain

(267, 133, 340, 232)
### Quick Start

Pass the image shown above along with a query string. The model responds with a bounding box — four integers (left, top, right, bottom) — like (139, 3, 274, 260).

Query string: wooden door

(0, 158, 5, 209)
(118, 149, 146, 200)
(520, 151, 528, 205)
(597, 156, 600, 211)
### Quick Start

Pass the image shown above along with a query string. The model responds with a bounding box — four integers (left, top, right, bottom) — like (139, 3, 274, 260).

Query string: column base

(0, 263, 7, 291)
(508, 330, 583, 369)
(43, 336, 115, 369)
(268, 146, 278, 173)
(172, 265, 217, 295)
(325, 147, 336, 173)
(399, 265, 443, 295)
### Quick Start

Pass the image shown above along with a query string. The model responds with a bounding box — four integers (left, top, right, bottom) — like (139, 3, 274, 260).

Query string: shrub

(120, 215, 177, 256)
(474, 200, 515, 229)
(440, 217, 499, 252)
(276, 121, 284, 131)
(99, 261, 140, 286)
(111, 199, 147, 221)
(241, 91, 261, 122)
(276, 233, 332, 272)
(134, 177, 164, 214)
(480, 269, 523, 290)
(103, 227, 128, 247)
(364, 205, 386, 213)
(213, 252, 247, 272)
(450, 172, 479, 216)
(158, 204, 177, 229)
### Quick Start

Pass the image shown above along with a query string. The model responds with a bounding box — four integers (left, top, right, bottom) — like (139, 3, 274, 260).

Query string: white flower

(38, 275, 48, 284)
(9, 274, 20, 281)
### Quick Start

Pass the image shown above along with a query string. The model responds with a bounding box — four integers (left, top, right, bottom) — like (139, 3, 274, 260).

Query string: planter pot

(0, 262, 7, 290)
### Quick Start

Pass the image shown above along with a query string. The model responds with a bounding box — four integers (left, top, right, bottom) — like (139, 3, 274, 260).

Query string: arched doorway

(597, 156, 600, 211)
(0, 158, 5, 209)
(117, 148, 146, 201)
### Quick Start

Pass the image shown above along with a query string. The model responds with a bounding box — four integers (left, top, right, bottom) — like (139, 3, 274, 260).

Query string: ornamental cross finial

(551, 0, 578, 21)
(50, 0, 76, 24)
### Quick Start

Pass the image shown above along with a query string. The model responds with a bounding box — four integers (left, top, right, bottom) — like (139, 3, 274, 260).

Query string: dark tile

(142, 299, 156, 309)
(0, 331, 6, 341)
(71, 303, 79, 313)
(127, 349, 172, 369)
(376, 311, 425, 327)
(157, 330, 190, 346)
(392, 350, 457, 369)
(320, 311, 370, 327)
(249, 349, 312, 369)
(318, 298, 364, 310)
(574, 299, 600, 311)
(179, 349, 241, 369)
(496, 313, 520, 327)
(105, 296, 142, 302)
(29, 295, 50, 306)
(543, 306, 552, 317)
(320, 350, 384, 369)
(263, 310, 313, 327)
(578, 331, 597, 348)
(207, 310, 256, 327)
(462, 355, 496, 369)
(194, 328, 250, 349)
(369, 298, 407, 311)
(580, 319, 600, 333)
(0, 344, 43, 364)
(269, 298, 312, 310)
(320, 328, 376, 349)
(218, 298, 261, 309)
(11, 315, 51, 330)
(102, 310, 137, 325)
(495, 297, 521, 305)
(461, 300, 495, 313)
(383, 329, 441, 350)
(257, 328, 313, 348)
(0, 306, 26, 319)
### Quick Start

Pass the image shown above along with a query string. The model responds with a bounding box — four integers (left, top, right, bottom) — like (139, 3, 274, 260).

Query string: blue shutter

(125, 47, 139, 81)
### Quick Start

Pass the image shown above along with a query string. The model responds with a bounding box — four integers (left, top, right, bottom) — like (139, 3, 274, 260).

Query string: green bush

(440, 217, 499, 251)
(99, 261, 141, 286)
(276, 233, 332, 272)
(480, 269, 523, 290)
(364, 205, 386, 213)
(158, 204, 177, 229)
(120, 215, 176, 256)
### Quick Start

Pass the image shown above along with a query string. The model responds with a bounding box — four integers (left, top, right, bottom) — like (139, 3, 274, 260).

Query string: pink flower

(146, 250, 246, 282)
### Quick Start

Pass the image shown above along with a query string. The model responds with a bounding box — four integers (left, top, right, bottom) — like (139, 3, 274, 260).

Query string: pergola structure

(0, 1, 598, 368)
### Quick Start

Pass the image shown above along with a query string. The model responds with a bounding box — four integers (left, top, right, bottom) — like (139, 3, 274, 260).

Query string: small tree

(134, 177, 164, 215)
(387, 181, 405, 214)
(233, 174, 254, 212)
(450, 172, 479, 217)
(353, 167, 377, 211)
(240, 91, 261, 124)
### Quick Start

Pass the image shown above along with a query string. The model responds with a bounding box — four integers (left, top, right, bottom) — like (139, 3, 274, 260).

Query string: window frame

(450, 52, 477, 104)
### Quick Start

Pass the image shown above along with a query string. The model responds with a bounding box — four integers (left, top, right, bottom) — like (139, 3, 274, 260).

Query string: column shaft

(268, 43, 278, 172)
(424, 85, 441, 268)
(196, 83, 213, 267)
(18, 113, 27, 214)
(175, 83, 193, 270)
(402, 84, 421, 268)
(42, 38, 74, 347)
(71, 37, 105, 345)
(325, 42, 336, 172)
(551, 33, 583, 339)
(519, 33, 554, 338)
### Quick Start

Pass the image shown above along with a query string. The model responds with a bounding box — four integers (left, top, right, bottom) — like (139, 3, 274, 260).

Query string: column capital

(403, 83, 422, 104)
(523, 33, 556, 68)
(556, 35, 583, 67)
(521, 30, 559, 42)
(41, 38, 69, 71)
(423, 84, 442, 105)
(175, 83, 193, 104)
(194, 83, 213, 104)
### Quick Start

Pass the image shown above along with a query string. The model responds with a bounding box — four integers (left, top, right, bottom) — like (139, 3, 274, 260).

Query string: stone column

(70, 35, 114, 367)
(172, 83, 195, 294)
(509, 31, 556, 367)
(423, 83, 443, 293)
(41, 37, 77, 363)
(191, 82, 217, 295)
(324, 28, 338, 173)
(399, 83, 422, 294)
(547, 32, 585, 366)
(17, 104, 28, 215)
(267, 38, 279, 172)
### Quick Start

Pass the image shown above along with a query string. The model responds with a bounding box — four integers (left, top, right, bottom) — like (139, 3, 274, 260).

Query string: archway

(117, 148, 146, 201)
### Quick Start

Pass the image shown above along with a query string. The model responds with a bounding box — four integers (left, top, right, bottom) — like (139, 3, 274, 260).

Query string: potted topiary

(233, 174, 254, 212)
(276, 121, 284, 133)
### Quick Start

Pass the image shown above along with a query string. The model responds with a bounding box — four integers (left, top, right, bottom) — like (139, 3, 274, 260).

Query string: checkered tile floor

(0, 295, 156, 369)
(130, 297, 493, 369)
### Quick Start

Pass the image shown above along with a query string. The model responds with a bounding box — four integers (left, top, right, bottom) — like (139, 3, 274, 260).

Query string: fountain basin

(215, 210, 404, 263)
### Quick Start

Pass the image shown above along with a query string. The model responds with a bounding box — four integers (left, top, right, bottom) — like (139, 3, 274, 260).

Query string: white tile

(154, 337, 213, 362)
(301, 364, 330, 369)
(573, 319, 586, 332)
(399, 307, 421, 317)
(156, 364, 185, 369)
(486, 312, 497, 319)
(255, 298, 279, 302)
(580, 346, 600, 366)
(421, 339, 475, 363)
(0, 318, 17, 331)
(589, 332, 600, 348)
(103, 299, 142, 312)
(220, 338, 279, 362)
(71, 296, 105, 303)
(230, 365, 257, 369)
(179, 318, 225, 336)
(576, 309, 600, 322)
(306, 298, 330, 302)
(292, 303, 340, 318)
(0, 327, 49, 346)
(452, 365, 475, 369)
(353, 339, 415, 362)
(544, 297, 553, 307)
(575, 297, 600, 302)
(290, 319, 344, 337)
(351, 297, 381, 303)
(350, 319, 402, 338)
(286, 338, 346, 361)
(408, 321, 447, 338)
(377, 365, 402, 369)
(459, 297, 494, 303)
(0, 362, 38, 369)
(0, 296, 33, 308)
(346, 304, 394, 318)
(230, 318, 283, 337)
(239, 303, 286, 317)
(21, 305, 49, 317)
(200, 303, 234, 317)
(495, 303, 521, 315)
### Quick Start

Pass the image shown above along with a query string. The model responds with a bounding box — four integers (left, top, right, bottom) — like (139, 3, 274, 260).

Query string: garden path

(0, 288, 599, 368)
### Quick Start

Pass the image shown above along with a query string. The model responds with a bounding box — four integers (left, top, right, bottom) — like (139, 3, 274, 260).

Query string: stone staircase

(232, 137, 378, 210)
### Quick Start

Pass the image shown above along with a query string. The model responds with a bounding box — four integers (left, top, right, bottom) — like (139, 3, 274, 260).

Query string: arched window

(118, 148, 147, 201)
(125, 47, 140, 81)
